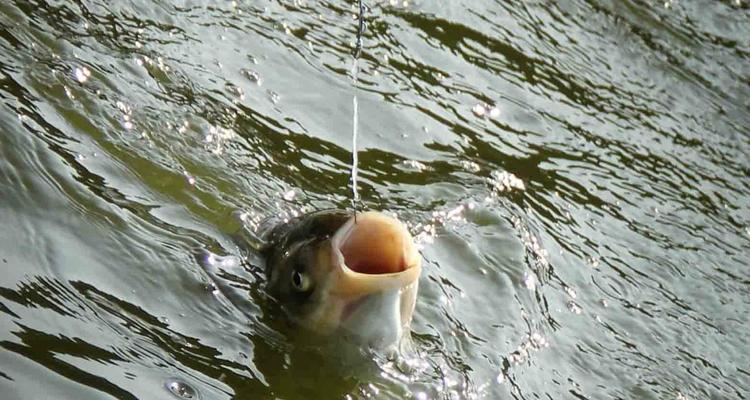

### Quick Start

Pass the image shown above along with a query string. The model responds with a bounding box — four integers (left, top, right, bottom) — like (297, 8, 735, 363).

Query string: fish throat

(338, 215, 409, 275)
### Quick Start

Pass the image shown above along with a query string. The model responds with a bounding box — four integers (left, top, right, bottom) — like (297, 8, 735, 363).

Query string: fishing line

(351, 92, 360, 220)
(353, 0, 366, 59)
(350, 0, 367, 222)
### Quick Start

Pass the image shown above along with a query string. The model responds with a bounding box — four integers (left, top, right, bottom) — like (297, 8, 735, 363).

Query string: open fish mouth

(326, 212, 421, 344)
(330, 212, 421, 298)
(337, 212, 415, 275)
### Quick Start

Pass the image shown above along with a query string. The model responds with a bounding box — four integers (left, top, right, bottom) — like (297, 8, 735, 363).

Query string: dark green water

(1, 0, 749, 399)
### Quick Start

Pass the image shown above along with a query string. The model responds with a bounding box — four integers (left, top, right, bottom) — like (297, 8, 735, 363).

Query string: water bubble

(178, 120, 189, 134)
(268, 90, 280, 104)
(183, 171, 196, 186)
(74, 66, 91, 83)
(202, 281, 218, 293)
(164, 378, 198, 399)
(413, 223, 436, 246)
(226, 83, 245, 101)
(530, 332, 549, 348)
(240, 69, 262, 86)
(472, 104, 486, 117)
(428, 204, 467, 227)
(472, 103, 500, 119)
(522, 271, 537, 291)
(115, 102, 136, 131)
(488, 170, 525, 193)
(507, 332, 549, 365)
(158, 316, 169, 324)
(460, 160, 480, 173)
(567, 301, 582, 314)
(282, 189, 296, 201)
(155, 57, 170, 72)
(203, 125, 235, 155)
(401, 159, 428, 172)
(488, 106, 500, 118)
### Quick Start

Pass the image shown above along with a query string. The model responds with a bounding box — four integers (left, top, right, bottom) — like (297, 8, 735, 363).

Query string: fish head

(264, 211, 421, 346)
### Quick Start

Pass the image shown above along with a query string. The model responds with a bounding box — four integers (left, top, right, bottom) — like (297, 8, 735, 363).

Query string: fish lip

(329, 212, 422, 299)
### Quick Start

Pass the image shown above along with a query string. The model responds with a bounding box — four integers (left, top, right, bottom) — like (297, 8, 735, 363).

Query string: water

(1, 0, 749, 399)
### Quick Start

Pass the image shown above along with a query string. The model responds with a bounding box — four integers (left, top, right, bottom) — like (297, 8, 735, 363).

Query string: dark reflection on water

(1, 0, 749, 399)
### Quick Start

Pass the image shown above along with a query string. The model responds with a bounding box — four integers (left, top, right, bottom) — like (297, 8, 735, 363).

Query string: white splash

(488, 170, 525, 193)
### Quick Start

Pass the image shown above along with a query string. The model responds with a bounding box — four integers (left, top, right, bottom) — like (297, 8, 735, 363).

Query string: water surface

(1, 0, 749, 399)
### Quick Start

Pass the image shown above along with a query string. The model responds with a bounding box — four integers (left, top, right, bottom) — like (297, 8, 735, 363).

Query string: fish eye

(291, 270, 312, 292)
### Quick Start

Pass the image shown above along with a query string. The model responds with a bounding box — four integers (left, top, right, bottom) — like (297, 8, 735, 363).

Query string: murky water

(1, 0, 749, 399)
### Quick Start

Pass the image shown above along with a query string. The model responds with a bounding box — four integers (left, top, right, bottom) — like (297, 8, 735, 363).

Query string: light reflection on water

(1, 0, 749, 399)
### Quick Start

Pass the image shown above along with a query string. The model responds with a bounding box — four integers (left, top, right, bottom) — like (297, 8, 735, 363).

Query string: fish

(261, 210, 421, 347)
